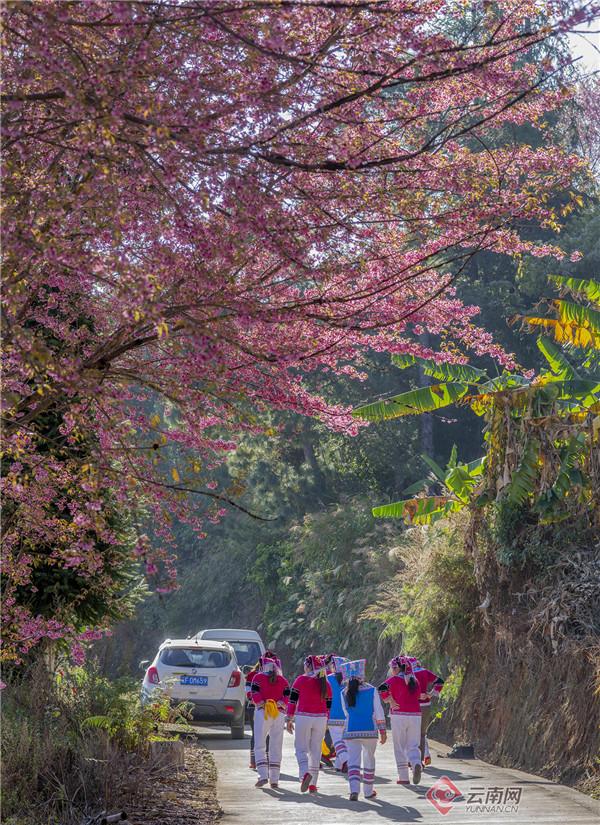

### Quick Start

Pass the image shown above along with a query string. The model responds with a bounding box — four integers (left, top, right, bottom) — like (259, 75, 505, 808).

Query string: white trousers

(294, 714, 328, 784)
(254, 708, 285, 782)
(346, 737, 377, 795)
(329, 724, 348, 769)
(390, 714, 421, 782)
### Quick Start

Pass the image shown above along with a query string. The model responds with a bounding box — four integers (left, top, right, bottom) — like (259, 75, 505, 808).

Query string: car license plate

(180, 675, 208, 686)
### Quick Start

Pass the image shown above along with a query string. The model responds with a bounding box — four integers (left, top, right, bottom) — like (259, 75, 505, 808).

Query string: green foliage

(507, 437, 541, 506)
(549, 275, 600, 303)
(391, 354, 488, 384)
(360, 274, 600, 529)
(556, 298, 600, 334)
(353, 382, 469, 422)
(488, 498, 596, 571)
(548, 433, 586, 502)
(537, 336, 579, 378)
(373, 496, 462, 523)
(372, 448, 485, 524)
(522, 276, 600, 349)
(439, 666, 464, 705)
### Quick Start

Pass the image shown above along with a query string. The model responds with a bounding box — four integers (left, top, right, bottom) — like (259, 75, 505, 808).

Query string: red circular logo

(426, 776, 463, 816)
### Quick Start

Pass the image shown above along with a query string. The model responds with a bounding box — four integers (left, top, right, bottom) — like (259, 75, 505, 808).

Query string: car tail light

(228, 669, 241, 688)
(146, 666, 160, 685)
(225, 705, 235, 713)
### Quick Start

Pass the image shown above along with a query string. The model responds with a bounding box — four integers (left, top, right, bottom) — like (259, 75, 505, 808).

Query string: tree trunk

(418, 332, 434, 456)
(300, 425, 326, 493)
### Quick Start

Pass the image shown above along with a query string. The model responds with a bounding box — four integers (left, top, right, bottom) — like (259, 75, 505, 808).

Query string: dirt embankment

(433, 631, 600, 795)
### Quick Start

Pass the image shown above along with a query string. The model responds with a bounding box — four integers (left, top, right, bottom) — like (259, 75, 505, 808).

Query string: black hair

(269, 668, 277, 684)
(346, 677, 360, 707)
(399, 662, 418, 693)
(318, 674, 327, 700)
(335, 672, 343, 686)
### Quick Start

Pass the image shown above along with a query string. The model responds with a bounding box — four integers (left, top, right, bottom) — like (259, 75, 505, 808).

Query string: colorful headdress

(339, 659, 366, 683)
(324, 653, 349, 673)
(304, 654, 327, 677)
(333, 656, 349, 673)
(259, 653, 282, 674)
(389, 655, 415, 674)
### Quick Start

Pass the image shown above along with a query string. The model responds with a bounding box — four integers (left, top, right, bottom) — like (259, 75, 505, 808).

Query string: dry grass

(0, 660, 215, 825)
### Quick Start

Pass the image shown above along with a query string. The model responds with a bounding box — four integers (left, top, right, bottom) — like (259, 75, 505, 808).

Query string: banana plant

(356, 276, 600, 523)
(520, 275, 600, 351)
(352, 356, 489, 422)
(372, 448, 486, 525)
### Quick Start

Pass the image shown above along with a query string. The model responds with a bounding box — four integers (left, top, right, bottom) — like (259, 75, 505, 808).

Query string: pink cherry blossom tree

(1, 0, 595, 662)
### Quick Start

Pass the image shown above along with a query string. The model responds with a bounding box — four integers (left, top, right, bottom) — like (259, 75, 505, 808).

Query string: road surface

(196, 725, 600, 825)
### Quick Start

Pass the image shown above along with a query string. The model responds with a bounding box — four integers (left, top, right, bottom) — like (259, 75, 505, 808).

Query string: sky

(568, 19, 600, 73)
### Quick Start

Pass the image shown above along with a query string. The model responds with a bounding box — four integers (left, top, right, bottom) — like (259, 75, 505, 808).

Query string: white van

(195, 628, 266, 672)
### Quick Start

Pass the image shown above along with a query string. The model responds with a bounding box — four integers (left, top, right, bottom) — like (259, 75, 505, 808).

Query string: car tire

(231, 723, 245, 740)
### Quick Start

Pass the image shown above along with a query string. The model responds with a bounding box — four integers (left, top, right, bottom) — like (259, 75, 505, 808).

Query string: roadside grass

(1, 658, 193, 825)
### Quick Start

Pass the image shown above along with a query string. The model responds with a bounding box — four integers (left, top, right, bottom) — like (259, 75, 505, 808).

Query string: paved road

(196, 725, 599, 825)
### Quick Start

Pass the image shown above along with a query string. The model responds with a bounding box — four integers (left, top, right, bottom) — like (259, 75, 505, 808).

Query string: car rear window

(160, 648, 231, 668)
(230, 641, 262, 667)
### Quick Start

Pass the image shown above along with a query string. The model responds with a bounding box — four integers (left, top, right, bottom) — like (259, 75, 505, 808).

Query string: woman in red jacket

(286, 654, 332, 794)
(250, 652, 289, 788)
(378, 656, 422, 786)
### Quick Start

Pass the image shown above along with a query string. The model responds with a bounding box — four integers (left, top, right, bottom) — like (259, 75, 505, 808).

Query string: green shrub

(490, 498, 592, 571)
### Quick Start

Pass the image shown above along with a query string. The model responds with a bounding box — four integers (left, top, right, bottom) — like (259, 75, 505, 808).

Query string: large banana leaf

(523, 316, 600, 349)
(422, 453, 447, 482)
(402, 477, 429, 495)
(392, 353, 487, 384)
(466, 456, 486, 476)
(506, 437, 540, 505)
(555, 300, 600, 335)
(392, 354, 420, 369)
(447, 443, 458, 469)
(537, 336, 579, 380)
(353, 382, 469, 421)
(372, 495, 462, 524)
(548, 275, 600, 305)
(544, 378, 600, 401)
(466, 374, 531, 416)
(551, 433, 586, 500)
(445, 464, 482, 502)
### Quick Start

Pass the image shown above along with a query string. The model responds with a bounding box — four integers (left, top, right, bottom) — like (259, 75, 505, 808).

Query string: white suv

(141, 639, 246, 738)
